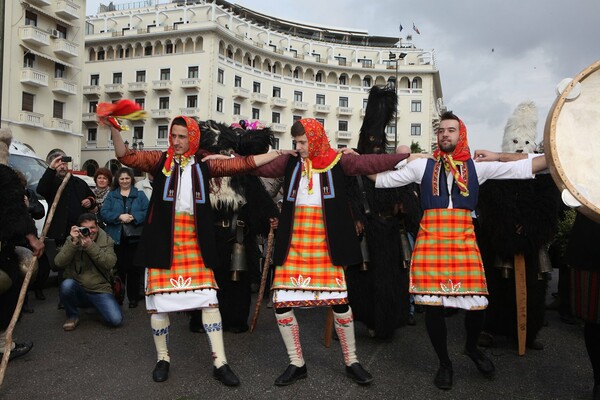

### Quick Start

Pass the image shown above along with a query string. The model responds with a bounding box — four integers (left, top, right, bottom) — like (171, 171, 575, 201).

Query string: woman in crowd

(93, 168, 113, 227)
(101, 167, 148, 308)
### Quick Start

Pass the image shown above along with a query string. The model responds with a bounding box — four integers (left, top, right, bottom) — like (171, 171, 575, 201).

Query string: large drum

(544, 59, 600, 222)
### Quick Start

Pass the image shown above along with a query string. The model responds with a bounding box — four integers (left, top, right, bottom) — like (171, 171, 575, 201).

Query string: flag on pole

(399, 23, 403, 32)
(413, 23, 421, 34)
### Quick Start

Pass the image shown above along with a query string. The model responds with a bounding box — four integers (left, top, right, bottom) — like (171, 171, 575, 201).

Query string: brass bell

(15, 246, 38, 281)
(359, 235, 369, 271)
(399, 230, 412, 269)
(494, 256, 513, 279)
(538, 245, 553, 279)
(230, 242, 247, 281)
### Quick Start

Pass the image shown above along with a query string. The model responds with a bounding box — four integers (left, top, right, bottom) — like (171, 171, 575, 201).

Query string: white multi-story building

(83, 0, 443, 173)
(1, 0, 85, 165)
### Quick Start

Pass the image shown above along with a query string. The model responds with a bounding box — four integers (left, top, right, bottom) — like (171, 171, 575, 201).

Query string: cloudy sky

(86, 0, 600, 151)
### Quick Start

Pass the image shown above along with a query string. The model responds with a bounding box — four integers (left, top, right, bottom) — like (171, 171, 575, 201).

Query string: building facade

(1, 0, 85, 166)
(82, 0, 444, 173)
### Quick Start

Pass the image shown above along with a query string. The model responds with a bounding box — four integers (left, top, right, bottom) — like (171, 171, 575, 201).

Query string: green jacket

(54, 229, 117, 294)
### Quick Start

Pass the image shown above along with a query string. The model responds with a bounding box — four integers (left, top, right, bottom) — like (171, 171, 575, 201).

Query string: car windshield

(9, 154, 48, 195)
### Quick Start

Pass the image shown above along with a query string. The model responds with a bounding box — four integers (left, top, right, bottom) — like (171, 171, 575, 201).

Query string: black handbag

(122, 222, 143, 239)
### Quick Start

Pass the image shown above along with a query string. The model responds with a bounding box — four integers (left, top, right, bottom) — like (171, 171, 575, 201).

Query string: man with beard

(370, 111, 547, 390)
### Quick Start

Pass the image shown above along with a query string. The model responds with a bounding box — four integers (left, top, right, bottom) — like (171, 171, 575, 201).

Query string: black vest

(134, 152, 218, 269)
(420, 158, 479, 211)
(273, 156, 362, 267)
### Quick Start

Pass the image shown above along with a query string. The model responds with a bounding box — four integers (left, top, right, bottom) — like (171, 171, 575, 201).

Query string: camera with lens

(61, 156, 72, 162)
(78, 227, 91, 236)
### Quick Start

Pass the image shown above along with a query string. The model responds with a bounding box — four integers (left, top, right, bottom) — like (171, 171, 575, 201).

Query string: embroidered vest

(420, 158, 479, 210)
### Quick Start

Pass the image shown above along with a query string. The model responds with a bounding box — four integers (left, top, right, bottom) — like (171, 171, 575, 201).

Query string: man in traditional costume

(371, 111, 548, 390)
(253, 118, 418, 386)
(106, 115, 289, 386)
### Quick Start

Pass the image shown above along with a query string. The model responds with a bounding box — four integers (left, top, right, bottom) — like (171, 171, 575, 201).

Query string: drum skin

(544, 59, 600, 222)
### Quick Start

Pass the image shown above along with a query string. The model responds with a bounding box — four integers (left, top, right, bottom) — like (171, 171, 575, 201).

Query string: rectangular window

(411, 100, 422, 112)
(90, 74, 99, 86)
(293, 115, 301, 122)
(53, 101, 64, 119)
(165, 43, 173, 54)
(87, 128, 97, 142)
(273, 138, 280, 150)
(253, 81, 261, 93)
(160, 68, 170, 80)
(136, 70, 146, 82)
(144, 45, 152, 56)
(113, 72, 122, 84)
(363, 77, 372, 87)
(216, 97, 223, 113)
(25, 11, 37, 27)
(135, 98, 145, 109)
(233, 103, 241, 115)
(234, 75, 242, 87)
(272, 112, 280, 123)
(252, 108, 260, 120)
(158, 125, 168, 139)
(316, 94, 325, 105)
(294, 91, 303, 102)
(272, 86, 281, 98)
(159, 97, 169, 109)
(316, 118, 325, 127)
(363, 98, 368, 109)
(386, 124, 396, 135)
(411, 123, 422, 136)
(97, 50, 105, 60)
(360, 59, 373, 68)
(188, 66, 199, 78)
(23, 53, 35, 68)
(55, 64, 65, 78)
(338, 120, 348, 131)
(133, 126, 144, 141)
(217, 69, 224, 84)
(337, 144, 347, 149)
(22, 92, 34, 112)
(187, 95, 198, 108)
(339, 97, 349, 107)
(88, 101, 98, 113)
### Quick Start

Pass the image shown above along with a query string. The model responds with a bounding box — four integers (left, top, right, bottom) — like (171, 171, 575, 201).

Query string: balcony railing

(104, 83, 124, 95)
(270, 97, 288, 108)
(19, 111, 44, 127)
(19, 26, 50, 47)
(52, 78, 77, 95)
(55, 0, 80, 20)
(314, 104, 331, 114)
(21, 68, 49, 87)
(83, 85, 101, 97)
(337, 106, 353, 116)
(151, 109, 172, 119)
(291, 101, 309, 111)
(179, 107, 199, 117)
(26, 0, 51, 6)
(232, 87, 250, 99)
(128, 82, 148, 93)
(53, 39, 78, 57)
(231, 114, 249, 124)
(50, 118, 73, 133)
(270, 123, 287, 133)
(82, 112, 97, 122)
(152, 80, 173, 92)
(180, 78, 201, 90)
(250, 92, 268, 103)
(336, 131, 352, 140)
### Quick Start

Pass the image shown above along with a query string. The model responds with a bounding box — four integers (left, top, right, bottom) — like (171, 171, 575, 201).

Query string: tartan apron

(410, 208, 488, 297)
(146, 212, 218, 296)
(272, 206, 347, 308)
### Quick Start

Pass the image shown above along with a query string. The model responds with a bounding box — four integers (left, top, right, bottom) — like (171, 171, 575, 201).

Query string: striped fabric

(272, 206, 346, 292)
(146, 212, 217, 295)
(570, 268, 600, 324)
(410, 208, 488, 296)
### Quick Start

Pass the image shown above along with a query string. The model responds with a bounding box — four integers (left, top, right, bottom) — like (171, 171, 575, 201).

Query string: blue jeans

(59, 279, 123, 327)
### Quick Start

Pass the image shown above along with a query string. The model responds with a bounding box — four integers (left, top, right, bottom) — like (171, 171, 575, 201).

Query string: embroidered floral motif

(152, 326, 170, 336)
(290, 275, 311, 287)
(335, 316, 353, 327)
(440, 279, 461, 293)
(170, 275, 192, 289)
(277, 317, 294, 326)
(203, 322, 222, 333)
(335, 278, 345, 287)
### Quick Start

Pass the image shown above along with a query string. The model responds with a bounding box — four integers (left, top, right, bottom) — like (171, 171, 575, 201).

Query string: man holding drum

(369, 111, 547, 390)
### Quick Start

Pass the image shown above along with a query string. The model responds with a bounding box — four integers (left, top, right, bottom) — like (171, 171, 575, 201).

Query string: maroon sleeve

(207, 155, 257, 177)
(249, 154, 290, 178)
(339, 153, 409, 176)
(117, 150, 163, 173)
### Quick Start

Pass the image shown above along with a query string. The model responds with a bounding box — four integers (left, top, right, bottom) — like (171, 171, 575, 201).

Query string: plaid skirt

(570, 267, 600, 324)
(145, 212, 218, 313)
(272, 206, 347, 308)
(410, 208, 488, 299)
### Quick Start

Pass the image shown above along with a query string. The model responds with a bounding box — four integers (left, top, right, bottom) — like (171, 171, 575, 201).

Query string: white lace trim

(414, 295, 488, 310)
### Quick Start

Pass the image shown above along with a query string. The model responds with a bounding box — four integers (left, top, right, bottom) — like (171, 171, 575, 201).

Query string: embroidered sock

(276, 310, 305, 367)
(202, 307, 228, 367)
(333, 307, 359, 366)
(150, 313, 170, 363)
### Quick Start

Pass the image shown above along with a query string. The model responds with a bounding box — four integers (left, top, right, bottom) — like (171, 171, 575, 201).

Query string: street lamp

(388, 52, 407, 149)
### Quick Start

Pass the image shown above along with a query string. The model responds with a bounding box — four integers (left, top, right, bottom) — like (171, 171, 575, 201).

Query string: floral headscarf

(432, 117, 471, 196)
(162, 115, 201, 177)
(298, 118, 340, 194)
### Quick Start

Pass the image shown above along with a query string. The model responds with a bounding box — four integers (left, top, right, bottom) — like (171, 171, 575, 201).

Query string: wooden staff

(0, 173, 71, 387)
(514, 253, 527, 356)
(250, 226, 275, 333)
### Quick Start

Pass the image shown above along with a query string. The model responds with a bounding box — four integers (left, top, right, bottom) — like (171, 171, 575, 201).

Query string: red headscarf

(432, 117, 471, 196)
(298, 118, 340, 194)
(162, 116, 201, 177)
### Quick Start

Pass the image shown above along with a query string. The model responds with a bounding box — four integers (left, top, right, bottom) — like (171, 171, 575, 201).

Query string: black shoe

(407, 315, 416, 326)
(213, 364, 240, 386)
(128, 300, 138, 309)
(152, 360, 170, 382)
(434, 364, 453, 390)
(345, 363, 373, 385)
(464, 347, 495, 377)
(274, 364, 307, 386)
(34, 289, 46, 301)
(4, 342, 33, 361)
(228, 325, 249, 334)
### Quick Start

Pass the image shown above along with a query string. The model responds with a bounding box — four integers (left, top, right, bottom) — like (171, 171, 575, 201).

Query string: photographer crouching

(54, 213, 122, 331)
